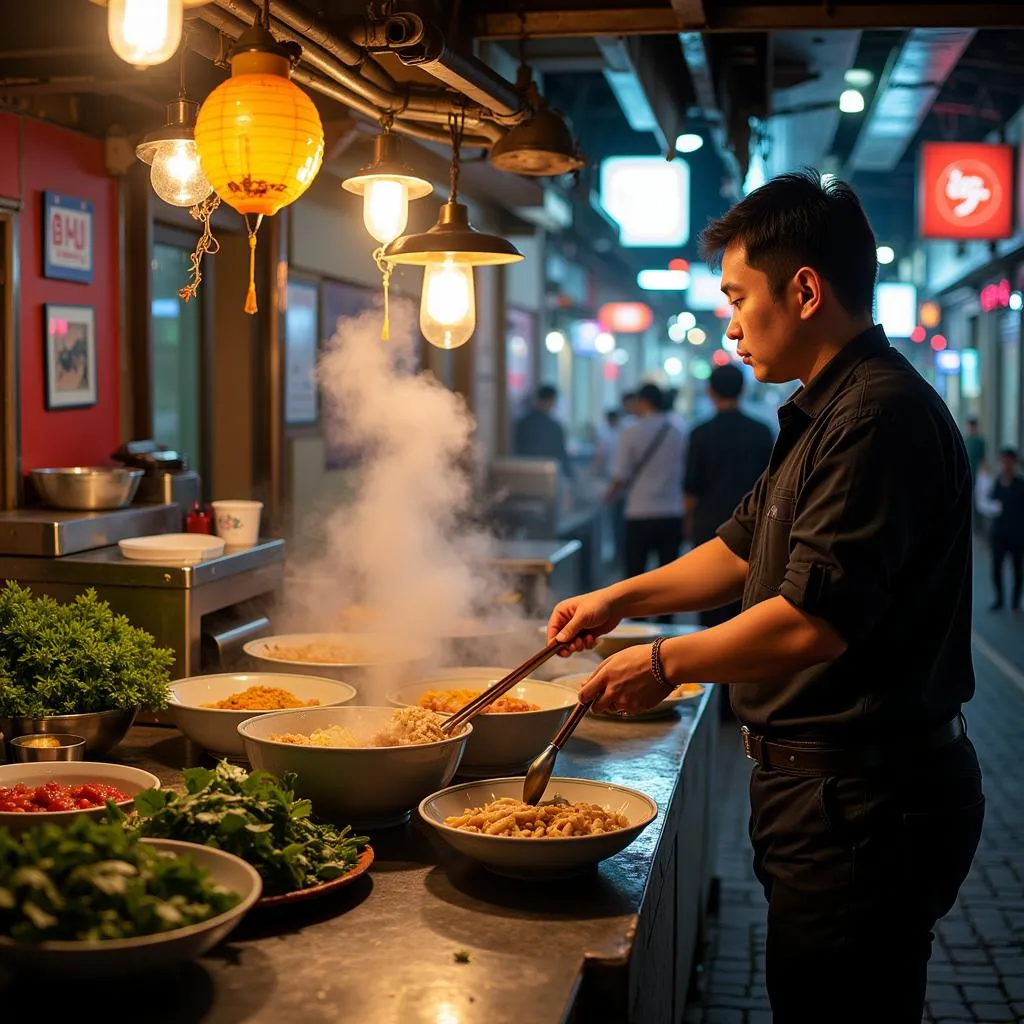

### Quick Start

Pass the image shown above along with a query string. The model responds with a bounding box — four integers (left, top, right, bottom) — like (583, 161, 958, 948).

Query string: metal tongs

(521, 699, 593, 805)
(439, 639, 570, 736)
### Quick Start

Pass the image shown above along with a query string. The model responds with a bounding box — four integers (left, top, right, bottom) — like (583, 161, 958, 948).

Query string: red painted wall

(12, 117, 121, 473)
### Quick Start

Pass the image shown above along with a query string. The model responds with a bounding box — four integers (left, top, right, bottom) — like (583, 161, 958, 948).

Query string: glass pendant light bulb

(420, 259, 476, 350)
(108, 0, 184, 69)
(149, 139, 212, 207)
(363, 178, 409, 245)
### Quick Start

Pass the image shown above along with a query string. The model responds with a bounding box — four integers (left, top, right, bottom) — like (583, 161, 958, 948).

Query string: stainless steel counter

(0, 691, 720, 1024)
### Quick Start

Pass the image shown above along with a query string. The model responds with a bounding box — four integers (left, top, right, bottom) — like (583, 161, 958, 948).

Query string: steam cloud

(280, 304, 526, 702)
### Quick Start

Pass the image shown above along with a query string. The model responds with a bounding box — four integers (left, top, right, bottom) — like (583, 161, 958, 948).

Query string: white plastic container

(212, 499, 263, 547)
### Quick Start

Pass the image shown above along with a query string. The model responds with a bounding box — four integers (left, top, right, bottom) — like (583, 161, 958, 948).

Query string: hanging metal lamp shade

(489, 107, 583, 176)
(342, 132, 433, 201)
(382, 200, 524, 267)
(136, 97, 213, 208)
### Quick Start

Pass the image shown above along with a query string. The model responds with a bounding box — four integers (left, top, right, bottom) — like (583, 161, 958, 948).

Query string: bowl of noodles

(237, 706, 473, 829)
(419, 776, 658, 879)
(242, 633, 429, 688)
(169, 673, 358, 759)
(388, 672, 576, 778)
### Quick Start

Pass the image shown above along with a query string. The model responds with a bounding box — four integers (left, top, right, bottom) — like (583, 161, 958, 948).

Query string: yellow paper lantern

(194, 24, 324, 313)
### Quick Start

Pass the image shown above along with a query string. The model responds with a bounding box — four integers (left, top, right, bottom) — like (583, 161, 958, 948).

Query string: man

(988, 446, 1024, 611)
(684, 362, 774, 629)
(547, 171, 984, 1023)
(964, 416, 986, 482)
(514, 383, 573, 478)
(605, 383, 687, 605)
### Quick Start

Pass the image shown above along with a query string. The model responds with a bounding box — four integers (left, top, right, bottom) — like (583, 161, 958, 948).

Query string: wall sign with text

(918, 142, 1015, 241)
(43, 192, 94, 283)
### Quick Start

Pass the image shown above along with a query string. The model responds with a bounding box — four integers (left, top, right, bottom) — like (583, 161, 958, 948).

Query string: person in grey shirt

(514, 383, 573, 478)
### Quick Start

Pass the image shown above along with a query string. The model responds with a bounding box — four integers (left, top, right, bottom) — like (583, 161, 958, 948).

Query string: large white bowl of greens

(116, 761, 371, 900)
(0, 583, 173, 757)
(0, 817, 261, 979)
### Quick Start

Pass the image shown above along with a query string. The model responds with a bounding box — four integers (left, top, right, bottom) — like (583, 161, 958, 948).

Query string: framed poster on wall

(43, 192, 94, 283)
(44, 304, 96, 409)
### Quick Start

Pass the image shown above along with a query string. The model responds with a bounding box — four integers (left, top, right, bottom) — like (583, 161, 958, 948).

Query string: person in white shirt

(605, 383, 687, 618)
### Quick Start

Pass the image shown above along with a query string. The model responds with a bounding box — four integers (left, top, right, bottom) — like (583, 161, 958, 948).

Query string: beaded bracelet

(650, 637, 672, 692)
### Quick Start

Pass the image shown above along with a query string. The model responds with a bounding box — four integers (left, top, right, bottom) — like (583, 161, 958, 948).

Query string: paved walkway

(682, 543, 1024, 1024)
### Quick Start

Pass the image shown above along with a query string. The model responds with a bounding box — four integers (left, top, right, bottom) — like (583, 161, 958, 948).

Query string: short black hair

(638, 382, 665, 410)
(605, 409, 620, 424)
(537, 383, 558, 402)
(699, 169, 878, 317)
(709, 363, 744, 400)
(1000, 446, 1019, 461)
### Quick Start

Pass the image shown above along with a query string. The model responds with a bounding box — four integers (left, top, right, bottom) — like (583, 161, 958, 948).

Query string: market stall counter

(0, 690, 719, 1024)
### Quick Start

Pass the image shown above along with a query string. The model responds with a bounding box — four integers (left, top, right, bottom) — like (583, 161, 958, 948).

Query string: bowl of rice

(169, 673, 358, 759)
(388, 671, 577, 778)
(242, 633, 429, 687)
(237, 706, 473, 829)
(419, 776, 658, 879)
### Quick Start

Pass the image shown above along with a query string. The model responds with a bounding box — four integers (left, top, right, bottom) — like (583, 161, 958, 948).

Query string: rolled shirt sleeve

(716, 471, 767, 562)
(778, 412, 914, 645)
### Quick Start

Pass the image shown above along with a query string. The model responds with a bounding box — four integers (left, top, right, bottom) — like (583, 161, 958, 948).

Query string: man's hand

(577, 643, 673, 715)
(547, 588, 623, 654)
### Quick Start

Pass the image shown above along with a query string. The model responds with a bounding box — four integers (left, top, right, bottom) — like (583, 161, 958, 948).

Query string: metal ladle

(521, 700, 593, 805)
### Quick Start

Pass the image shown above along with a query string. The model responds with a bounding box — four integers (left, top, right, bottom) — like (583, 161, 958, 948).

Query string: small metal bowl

(29, 467, 144, 511)
(10, 733, 86, 762)
(0, 708, 136, 758)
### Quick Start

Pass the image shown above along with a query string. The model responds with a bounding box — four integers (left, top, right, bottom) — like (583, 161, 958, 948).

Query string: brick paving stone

(681, 539, 1024, 1023)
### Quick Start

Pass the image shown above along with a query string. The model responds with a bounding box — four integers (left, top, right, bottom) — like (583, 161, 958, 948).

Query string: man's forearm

(660, 595, 847, 685)
(607, 537, 747, 617)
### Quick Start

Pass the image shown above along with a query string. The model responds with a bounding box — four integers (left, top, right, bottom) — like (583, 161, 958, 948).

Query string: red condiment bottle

(185, 501, 212, 534)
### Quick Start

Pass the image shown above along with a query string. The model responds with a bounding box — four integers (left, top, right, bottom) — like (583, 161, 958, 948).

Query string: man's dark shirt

(685, 409, 774, 546)
(514, 408, 573, 478)
(717, 326, 974, 738)
(990, 474, 1024, 546)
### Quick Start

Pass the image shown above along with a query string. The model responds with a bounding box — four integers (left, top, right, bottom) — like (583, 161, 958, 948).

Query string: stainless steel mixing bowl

(30, 467, 144, 511)
(0, 708, 137, 758)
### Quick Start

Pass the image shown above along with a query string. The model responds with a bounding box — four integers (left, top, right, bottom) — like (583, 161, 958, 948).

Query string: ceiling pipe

(192, 9, 501, 147)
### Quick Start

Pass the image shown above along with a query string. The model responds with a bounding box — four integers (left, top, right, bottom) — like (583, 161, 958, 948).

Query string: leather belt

(740, 716, 965, 775)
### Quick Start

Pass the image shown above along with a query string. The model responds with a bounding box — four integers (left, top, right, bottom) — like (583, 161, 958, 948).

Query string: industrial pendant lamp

(194, 0, 324, 314)
(107, 0, 184, 68)
(342, 124, 432, 340)
(136, 44, 212, 208)
(383, 111, 524, 350)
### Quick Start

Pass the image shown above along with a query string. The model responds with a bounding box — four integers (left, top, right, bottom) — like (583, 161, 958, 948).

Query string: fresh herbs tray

(0, 817, 239, 943)
(0, 582, 173, 717)
(116, 762, 370, 898)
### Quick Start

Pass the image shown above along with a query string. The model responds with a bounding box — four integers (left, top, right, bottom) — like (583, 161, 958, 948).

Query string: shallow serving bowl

(238, 706, 472, 829)
(169, 673, 358, 759)
(0, 839, 261, 980)
(242, 633, 428, 690)
(0, 760, 160, 836)
(29, 466, 143, 511)
(0, 707, 136, 758)
(388, 672, 576, 777)
(419, 776, 658, 879)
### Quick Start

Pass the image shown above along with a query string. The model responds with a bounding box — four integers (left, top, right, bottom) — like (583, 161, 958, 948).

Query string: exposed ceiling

(1, 1, 1024, 314)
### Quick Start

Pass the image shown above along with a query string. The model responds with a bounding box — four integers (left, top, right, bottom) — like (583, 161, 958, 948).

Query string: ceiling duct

(847, 28, 977, 174)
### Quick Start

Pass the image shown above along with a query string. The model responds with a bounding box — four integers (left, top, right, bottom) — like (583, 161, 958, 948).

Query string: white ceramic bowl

(238, 706, 473, 829)
(388, 672, 577, 777)
(169, 673, 358, 758)
(242, 632, 428, 687)
(0, 761, 161, 836)
(419, 776, 658, 879)
(0, 838, 261, 979)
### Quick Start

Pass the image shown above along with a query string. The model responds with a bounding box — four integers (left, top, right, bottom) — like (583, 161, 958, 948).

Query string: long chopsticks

(440, 639, 568, 735)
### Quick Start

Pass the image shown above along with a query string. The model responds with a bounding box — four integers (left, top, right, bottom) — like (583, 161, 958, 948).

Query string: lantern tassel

(374, 246, 392, 342)
(244, 214, 263, 316)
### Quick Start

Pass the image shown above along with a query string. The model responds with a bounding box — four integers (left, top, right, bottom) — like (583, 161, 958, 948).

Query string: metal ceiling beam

(473, 6, 1024, 39)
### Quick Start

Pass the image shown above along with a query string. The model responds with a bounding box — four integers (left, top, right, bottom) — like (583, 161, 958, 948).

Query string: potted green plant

(0, 583, 173, 757)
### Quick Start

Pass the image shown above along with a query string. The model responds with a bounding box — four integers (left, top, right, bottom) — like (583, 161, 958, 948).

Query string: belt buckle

(741, 725, 758, 762)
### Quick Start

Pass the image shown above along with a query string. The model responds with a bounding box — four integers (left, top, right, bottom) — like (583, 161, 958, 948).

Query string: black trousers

(624, 517, 682, 625)
(748, 733, 984, 1023)
(991, 537, 1023, 607)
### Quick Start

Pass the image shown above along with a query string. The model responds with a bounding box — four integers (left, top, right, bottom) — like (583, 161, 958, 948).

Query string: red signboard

(597, 301, 653, 334)
(919, 142, 1015, 240)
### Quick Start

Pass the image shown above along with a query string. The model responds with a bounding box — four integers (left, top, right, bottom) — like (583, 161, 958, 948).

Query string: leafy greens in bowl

(115, 762, 370, 898)
(0, 582, 173, 717)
